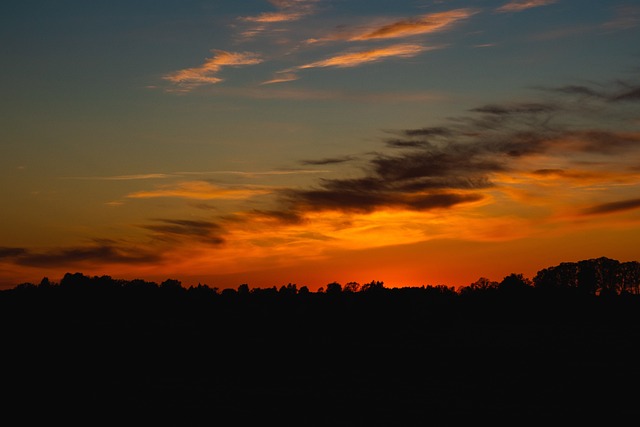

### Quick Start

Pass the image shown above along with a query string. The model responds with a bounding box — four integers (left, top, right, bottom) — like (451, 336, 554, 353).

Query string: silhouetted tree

(238, 283, 250, 295)
(38, 277, 53, 289)
(498, 273, 532, 293)
(343, 281, 360, 293)
(161, 278, 182, 290)
(279, 283, 298, 295)
(461, 277, 498, 294)
(360, 280, 384, 293)
(298, 286, 310, 295)
(325, 282, 342, 295)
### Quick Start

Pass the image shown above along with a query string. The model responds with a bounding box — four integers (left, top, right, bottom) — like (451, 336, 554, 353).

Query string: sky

(1, 0, 640, 290)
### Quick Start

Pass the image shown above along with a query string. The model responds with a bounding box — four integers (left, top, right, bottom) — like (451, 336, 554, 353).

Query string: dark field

(3, 277, 640, 425)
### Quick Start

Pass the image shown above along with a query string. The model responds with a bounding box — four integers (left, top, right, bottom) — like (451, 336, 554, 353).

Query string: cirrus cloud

(306, 8, 477, 44)
(126, 181, 272, 200)
(497, 0, 558, 13)
(163, 50, 263, 91)
(297, 43, 432, 69)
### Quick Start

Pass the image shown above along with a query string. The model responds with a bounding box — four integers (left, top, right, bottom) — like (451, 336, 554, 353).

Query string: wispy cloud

(163, 50, 262, 91)
(547, 81, 640, 103)
(497, 0, 558, 13)
(0, 247, 27, 258)
(261, 72, 300, 85)
(264, 77, 640, 222)
(63, 169, 330, 181)
(237, 0, 320, 41)
(141, 219, 225, 245)
(300, 156, 355, 166)
(1, 243, 161, 268)
(126, 181, 272, 200)
(240, 0, 319, 23)
(581, 198, 640, 216)
(349, 9, 476, 41)
(602, 5, 640, 31)
(62, 173, 173, 181)
(296, 44, 431, 69)
(306, 9, 476, 44)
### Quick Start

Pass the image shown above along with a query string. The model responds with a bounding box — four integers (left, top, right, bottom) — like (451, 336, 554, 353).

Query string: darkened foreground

(3, 257, 640, 425)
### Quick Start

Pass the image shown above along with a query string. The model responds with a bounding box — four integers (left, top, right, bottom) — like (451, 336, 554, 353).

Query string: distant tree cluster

(532, 257, 640, 296)
(3, 257, 639, 300)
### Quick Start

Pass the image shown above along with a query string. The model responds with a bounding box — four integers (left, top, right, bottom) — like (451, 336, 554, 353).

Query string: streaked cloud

(264, 77, 640, 226)
(581, 198, 640, 216)
(163, 50, 263, 91)
(1, 244, 162, 268)
(141, 219, 225, 245)
(602, 5, 640, 31)
(240, 0, 318, 23)
(0, 247, 27, 258)
(261, 72, 300, 85)
(300, 156, 355, 166)
(547, 81, 640, 103)
(350, 9, 477, 41)
(306, 9, 476, 44)
(62, 173, 173, 181)
(297, 44, 431, 69)
(64, 169, 329, 181)
(126, 181, 272, 200)
(497, 0, 558, 13)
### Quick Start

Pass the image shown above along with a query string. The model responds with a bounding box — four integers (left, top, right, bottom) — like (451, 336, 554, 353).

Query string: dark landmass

(3, 257, 640, 425)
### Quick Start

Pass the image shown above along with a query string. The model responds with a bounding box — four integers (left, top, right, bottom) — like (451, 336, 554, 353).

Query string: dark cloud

(249, 209, 304, 224)
(0, 247, 27, 259)
(385, 127, 452, 148)
(532, 168, 565, 176)
(548, 80, 640, 103)
(300, 156, 354, 165)
(385, 138, 431, 148)
(276, 75, 639, 216)
(550, 85, 604, 98)
(612, 86, 640, 102)
(470, 103, 557, 115)
(402, 126, 453, 137)
(568, 130, 640, 155)
(288, 185, 483, 213)
(581, 198, 640, 216)
(12, 245, 161, 268)
(142, 219, 225, 245)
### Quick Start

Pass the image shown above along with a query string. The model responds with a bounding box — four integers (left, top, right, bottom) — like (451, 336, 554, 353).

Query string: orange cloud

(297, 44, 431, 69)
(261, 72, 300, 85)
(163, 50, 262, 90)
(240, 0, 318, 23)
(241, 11, 305, 23)
(497, 0, 558, 13)
(307, 9, 476, 44)
(580, 198, 640, 216)
(351, 9, 477, 41)
(126, 181, 272, 200)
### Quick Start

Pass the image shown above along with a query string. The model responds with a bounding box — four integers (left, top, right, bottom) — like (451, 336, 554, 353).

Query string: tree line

(4, 256, 640, 298)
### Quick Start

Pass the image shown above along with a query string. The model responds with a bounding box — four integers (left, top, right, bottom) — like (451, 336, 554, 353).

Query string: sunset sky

(2, 0, 640, 290)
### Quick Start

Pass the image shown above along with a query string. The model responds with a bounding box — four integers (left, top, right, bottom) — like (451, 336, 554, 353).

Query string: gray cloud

(548, 80, 640, 103)
(0, 247, 27, 259)
(141, 219, 225, 245)
(273, 75, 640, 217)
(300, 156, 355, 165)
(10, 245, 162, 268)
(581, 198, 640, 216)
